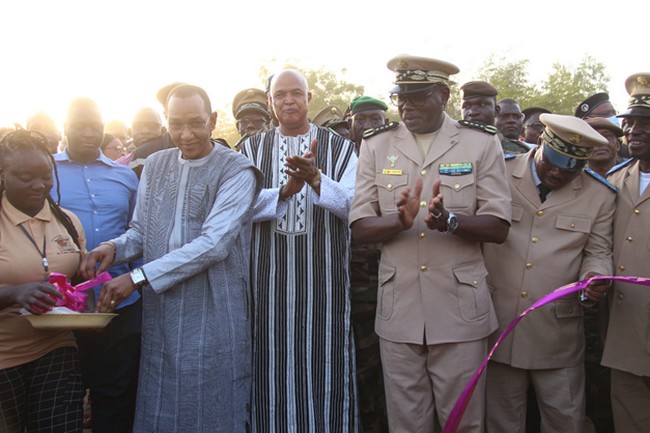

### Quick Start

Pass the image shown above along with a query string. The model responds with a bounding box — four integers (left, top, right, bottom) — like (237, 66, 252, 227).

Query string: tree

(534, 55, 609, 114)
(475, 54, 609, 115)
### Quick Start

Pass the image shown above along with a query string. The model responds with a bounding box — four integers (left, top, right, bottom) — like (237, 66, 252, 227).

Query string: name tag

(382, 169, 403, 175)
(439, 162, 472, 176)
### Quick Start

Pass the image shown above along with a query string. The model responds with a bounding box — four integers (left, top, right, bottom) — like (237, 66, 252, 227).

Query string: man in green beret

(348, 96, 389, 153)
(347, 95, 390, 432)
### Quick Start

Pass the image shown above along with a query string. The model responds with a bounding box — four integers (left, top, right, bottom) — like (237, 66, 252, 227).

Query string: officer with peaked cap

(585, 117, 623, 176)
(483, 113, 615, 433)
(312, 105, 350, 138)
(232, 88, 271, 138)
(350, 54, 512, 433)
(601, 72, 650, 433)
(348, 95, 389, 151)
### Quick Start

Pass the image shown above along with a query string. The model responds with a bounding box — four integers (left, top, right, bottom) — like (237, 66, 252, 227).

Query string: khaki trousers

(486, 361, 584, 433)
(611, 368, 650, 433)
(380, 338, 486, 433)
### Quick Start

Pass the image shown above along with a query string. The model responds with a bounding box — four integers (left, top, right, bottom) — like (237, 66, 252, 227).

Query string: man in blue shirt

(54, 97, 140, 433)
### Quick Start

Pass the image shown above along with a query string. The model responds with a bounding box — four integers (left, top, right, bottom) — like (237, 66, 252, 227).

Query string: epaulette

(584, 167, 618, 193)
(504, 153, 517, 160)
(606, 158, 634, 177)
(363, 121, 399, 139)
(458, 119, 498, 135)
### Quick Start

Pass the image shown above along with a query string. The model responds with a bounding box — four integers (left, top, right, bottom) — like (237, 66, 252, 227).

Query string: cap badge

(580, 103, 589, 113)
(397, 59, 409, 69)
(569, 134, 582, 144)
(637, 76, 648, 86)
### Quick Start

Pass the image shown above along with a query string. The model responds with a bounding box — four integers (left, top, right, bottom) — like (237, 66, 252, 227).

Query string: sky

(1, 0, 646, 130)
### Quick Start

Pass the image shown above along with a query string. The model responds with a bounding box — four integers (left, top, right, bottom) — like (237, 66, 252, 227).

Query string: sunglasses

(390, 91, 433, 108)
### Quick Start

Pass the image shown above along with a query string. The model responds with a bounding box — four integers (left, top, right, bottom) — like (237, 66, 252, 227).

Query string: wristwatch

(446, 210, 459, 233)
(130, 267, 148, 288)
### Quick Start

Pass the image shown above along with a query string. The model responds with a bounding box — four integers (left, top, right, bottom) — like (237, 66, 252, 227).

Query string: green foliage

(478, 54, 609, 115)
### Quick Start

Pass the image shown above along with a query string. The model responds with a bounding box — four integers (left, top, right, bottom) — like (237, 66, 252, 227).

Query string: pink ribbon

(48, 271, 112, 312)
(443, 275, 650, 433)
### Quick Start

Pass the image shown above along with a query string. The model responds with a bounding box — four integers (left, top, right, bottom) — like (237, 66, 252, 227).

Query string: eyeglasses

(390, 91, 433, 108)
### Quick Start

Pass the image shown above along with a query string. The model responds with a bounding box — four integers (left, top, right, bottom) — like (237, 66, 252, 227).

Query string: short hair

(66, 97, 102, 123)
(167, 84, 212, 114)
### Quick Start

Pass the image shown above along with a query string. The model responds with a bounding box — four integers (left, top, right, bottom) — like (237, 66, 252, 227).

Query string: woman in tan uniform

(0, 130, 86, 433)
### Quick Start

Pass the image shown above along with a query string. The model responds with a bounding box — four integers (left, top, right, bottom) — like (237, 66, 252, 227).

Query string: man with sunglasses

(482, 113, 616, 433)
(350, 54, 512, 433)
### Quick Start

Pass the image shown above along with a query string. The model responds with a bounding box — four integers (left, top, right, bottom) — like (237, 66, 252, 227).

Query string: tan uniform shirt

(0, 197, 85, 369)
(483, 151, 615, 369)
(349, 114, 511, 345)
(602, 160, 650, 377)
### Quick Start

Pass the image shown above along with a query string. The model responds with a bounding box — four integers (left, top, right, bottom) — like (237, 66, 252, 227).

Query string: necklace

(18, 223, 48, 272)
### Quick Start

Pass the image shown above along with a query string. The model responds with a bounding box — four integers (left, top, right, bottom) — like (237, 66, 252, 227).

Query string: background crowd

(0, 54, 649, 433)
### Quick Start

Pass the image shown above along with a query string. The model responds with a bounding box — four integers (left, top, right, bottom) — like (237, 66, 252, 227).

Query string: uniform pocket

(375, 174, 409, 211)
(555, 214, 592, 234)
(377, 263, 396, 320)
(554, 299, 582, 318)
(511, 204, 524, 222)
(440, 174, 475, 211)
(453, 261, 490, 322)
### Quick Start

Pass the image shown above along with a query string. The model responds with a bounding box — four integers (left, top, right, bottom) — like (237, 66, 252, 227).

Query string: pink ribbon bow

(48, 271, 113, 312)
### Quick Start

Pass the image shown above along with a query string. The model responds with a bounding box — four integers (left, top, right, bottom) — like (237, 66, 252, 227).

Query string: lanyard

(18, 223, 48, 272)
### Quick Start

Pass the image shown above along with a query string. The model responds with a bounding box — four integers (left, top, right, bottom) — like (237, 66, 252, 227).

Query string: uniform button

(568, 307, 574, 313)
(419, 232, 426, 239)
(454, 183, 461, 190)
(617, 292, 624, 300)
(91, 194, 95, 198)
(521, 291, 528, 298)
(387, 183, 392, 189)
(531, 236, 539, 243)
(634, 209, 640, 215)
(472, 280, 478, 286)
(420, 201, 427, 207)
(619, 265, 625, 272)
(626, 236, 633, 242)
(526, 263, 533, 270)
(536, 210, 544, 217)
(570, 223, 576, 228)
(95, 228, 99, 232)
(420, 265, 427, 272)
(420, 170, 427, 175)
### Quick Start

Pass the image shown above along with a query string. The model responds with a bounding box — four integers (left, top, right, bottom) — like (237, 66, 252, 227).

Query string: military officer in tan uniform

(601, 72, 650, 433)
(232, 88, 271, 143)
(482, 113, 615, 433)
(349, 54, 512, 433)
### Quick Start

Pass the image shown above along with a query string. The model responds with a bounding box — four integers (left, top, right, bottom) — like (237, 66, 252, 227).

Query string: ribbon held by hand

(48, 271, 112, 312)
(443, 275, 650, 433)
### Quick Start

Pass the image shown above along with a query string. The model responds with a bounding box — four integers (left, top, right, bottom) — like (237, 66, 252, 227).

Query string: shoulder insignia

(606, 158, 634, 177)
(458, 119, 498, 135)
(584, 167, 618, 193)
(504, 153, 517, 160)
(363, 121, 399, 139)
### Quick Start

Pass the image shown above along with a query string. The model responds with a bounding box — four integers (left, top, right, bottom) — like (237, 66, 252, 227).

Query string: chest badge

(439, 162, 473, 176)
(383, 155, 403, 175)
